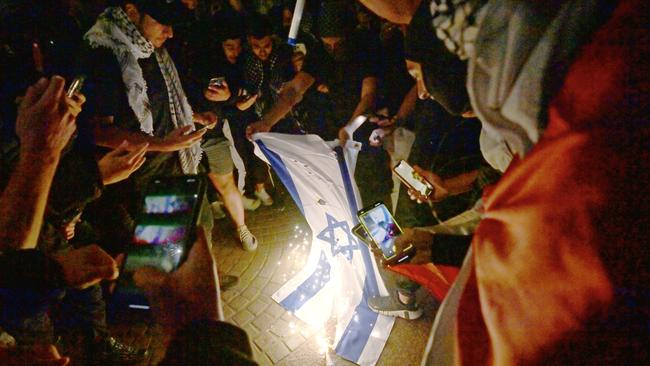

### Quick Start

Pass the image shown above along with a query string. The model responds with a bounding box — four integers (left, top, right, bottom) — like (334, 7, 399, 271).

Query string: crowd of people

(0, 0, 647, 364)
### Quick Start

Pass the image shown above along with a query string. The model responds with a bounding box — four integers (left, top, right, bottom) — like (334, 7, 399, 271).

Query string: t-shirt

(306, 28, 383, 126)
(79, 44, 183, 189)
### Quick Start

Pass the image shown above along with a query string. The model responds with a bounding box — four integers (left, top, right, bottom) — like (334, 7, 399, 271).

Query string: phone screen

(114, 176, 205, 310)
(359, 203, 401, 259)
(394, 161, 432, 197)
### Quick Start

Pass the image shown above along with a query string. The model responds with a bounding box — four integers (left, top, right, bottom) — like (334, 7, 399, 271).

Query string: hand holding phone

(393, 160, 448, 203)
(66, 75, 85, 98)
(357, 202, 416, 266)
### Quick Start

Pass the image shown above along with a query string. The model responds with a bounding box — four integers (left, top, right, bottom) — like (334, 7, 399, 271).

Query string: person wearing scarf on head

(358, 0, 650, 364)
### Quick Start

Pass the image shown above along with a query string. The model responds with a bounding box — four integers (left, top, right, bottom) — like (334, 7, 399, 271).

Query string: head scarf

(404, 1, 471, 115)
(428, 0, 486, 60)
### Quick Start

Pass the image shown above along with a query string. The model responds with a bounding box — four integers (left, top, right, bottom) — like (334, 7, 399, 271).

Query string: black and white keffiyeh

(429, 0, 486, 60)
(85, 7, 201, 174)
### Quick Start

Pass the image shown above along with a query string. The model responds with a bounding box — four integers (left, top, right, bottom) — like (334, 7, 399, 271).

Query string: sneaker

(242, 195, 262, 211)
(255, 187, 274, 206)
(238, 225, 258, 251)
(368, 293, 423, 320)
(89, 336, 148, 365)
(210, 201, 226, 220)
(219, 274, 239, 291)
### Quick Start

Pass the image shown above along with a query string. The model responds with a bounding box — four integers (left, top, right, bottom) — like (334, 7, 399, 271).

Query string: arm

(92, 116, 205, 152)
(0, 152, 60, 250)
(442, 170, 480, 196)
(0, 77, 77, 250)
(245, 72, 315, 138)
(349, 76, 378, 123)
(394, 85, 418, 122)
(338, 76, 379, 143)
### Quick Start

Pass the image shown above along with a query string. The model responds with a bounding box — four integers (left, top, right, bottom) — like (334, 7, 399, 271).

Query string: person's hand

(246, 120, 272, 140)
(0, 344, 70, 366)
(204, 81, 231, 102)
(338, 127, 351, 146)
(158, 125, 206, 152)
(235, 90, 258, 111)
(193, 111, 218, 128)
(316, 84, 329, 93)
(407, 165, 449, 203)
(98, 140, 148, 185)
(369, 127, 395, 147)
(15, 76, 77, 157)
(134, 227, 222, 345)
(60, 212, 82, 240)
(52, 244, 119, 289)
(392, 228, 434, 265)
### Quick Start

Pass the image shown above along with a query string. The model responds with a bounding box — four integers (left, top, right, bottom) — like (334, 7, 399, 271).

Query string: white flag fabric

(253, 133, 395, 366)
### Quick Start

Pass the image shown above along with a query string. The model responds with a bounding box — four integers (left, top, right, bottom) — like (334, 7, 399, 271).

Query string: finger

(40, 75, 66, 108)
(85, 244, 117, 266)
(108, 140, 130, 157)
(88, 264, 119, 282)
(21, 78, 48, 108)
(126, 143, 148, 164)
(131, 155, 146, 171)
(114, 253, 125, 269)
(71, 92, 86, 105)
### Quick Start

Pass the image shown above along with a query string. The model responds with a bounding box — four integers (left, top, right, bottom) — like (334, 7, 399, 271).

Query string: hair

(245, 14, 274, 39)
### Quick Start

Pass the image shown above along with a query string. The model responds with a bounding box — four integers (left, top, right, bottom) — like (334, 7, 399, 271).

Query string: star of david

(316, 213, 358, 261)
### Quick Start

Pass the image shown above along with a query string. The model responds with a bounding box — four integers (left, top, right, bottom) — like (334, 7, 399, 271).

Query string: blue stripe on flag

(280, 251, 331, 311)
(333, 146, 381, 362)
(256, 140, 304, 215)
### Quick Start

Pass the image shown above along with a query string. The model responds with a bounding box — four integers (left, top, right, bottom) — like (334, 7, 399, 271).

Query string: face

(358, 0, 421, 24)
(181, 0, 198, 10)
(406, 59, 431, 100)
(222, 38, 242, 64)
(125, 5, 173, 48)
(321, 36, 346, 61)
(282, 9, 293, 29)
(248, 36, 273, 62)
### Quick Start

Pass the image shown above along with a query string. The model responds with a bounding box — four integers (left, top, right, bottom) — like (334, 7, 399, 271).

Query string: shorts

(202, 137, 234, 175)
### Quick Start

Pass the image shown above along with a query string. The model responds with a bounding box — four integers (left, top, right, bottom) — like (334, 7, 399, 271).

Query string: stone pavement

(102, 190, 439, 366)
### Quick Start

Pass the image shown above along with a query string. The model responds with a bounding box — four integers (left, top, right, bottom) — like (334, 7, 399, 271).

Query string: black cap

(133, 0, 188, 26)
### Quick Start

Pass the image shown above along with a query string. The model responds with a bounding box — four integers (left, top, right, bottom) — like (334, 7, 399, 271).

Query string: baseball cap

(133, 0, 188, 26)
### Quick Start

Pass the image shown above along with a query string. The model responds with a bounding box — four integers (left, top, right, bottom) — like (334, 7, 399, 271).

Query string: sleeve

(160, 320, 257, 366)
(0, 250, 66, 290)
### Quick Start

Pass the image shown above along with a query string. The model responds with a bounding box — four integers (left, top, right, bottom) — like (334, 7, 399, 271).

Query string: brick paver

(97, 190, 436, 366)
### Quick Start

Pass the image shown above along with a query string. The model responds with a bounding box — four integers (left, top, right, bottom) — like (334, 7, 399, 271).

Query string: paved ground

(102, 190, 439, 366)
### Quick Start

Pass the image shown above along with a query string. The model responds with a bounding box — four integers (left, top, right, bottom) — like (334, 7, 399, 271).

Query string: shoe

(210, 201, 226, 220)
(254, 187, 274, 206)
(238, 225, 258, 251)
(219, 274, 239, 291)
(242, 195, 262, 211)
(89, 336, 148, 365)
(368, 293, 423, 320)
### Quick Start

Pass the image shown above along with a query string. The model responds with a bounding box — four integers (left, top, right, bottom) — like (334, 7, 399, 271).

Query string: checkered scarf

(429, 0, 486, 60)
(85, 7, 201, 174)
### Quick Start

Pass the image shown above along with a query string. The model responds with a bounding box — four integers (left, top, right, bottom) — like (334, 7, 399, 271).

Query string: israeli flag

(254, 133, 395, 366)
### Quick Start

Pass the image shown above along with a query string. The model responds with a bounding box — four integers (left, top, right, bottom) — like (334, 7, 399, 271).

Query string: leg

(208, 172, 245, 227)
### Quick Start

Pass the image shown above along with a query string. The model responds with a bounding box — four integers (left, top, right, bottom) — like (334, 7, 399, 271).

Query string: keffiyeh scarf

(429, 0, 486, 60)
(85, 7, 201, 174)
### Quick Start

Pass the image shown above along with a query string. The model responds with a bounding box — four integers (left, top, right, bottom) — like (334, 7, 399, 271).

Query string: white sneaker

(238, 225, 258, 251)
(255, 187, 274, 206)
(242, 195, 261, 211)
(210, 201, 226, 220)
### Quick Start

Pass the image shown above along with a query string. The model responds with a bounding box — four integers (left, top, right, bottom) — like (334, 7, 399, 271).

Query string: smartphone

(209, 77, 225, 87)
(357, 202, 415, 265)
(113, 175, 207, 310)
(66, 75, 85, 97)
(352, 223, 373, 247)
(393, 160, 434, 198)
